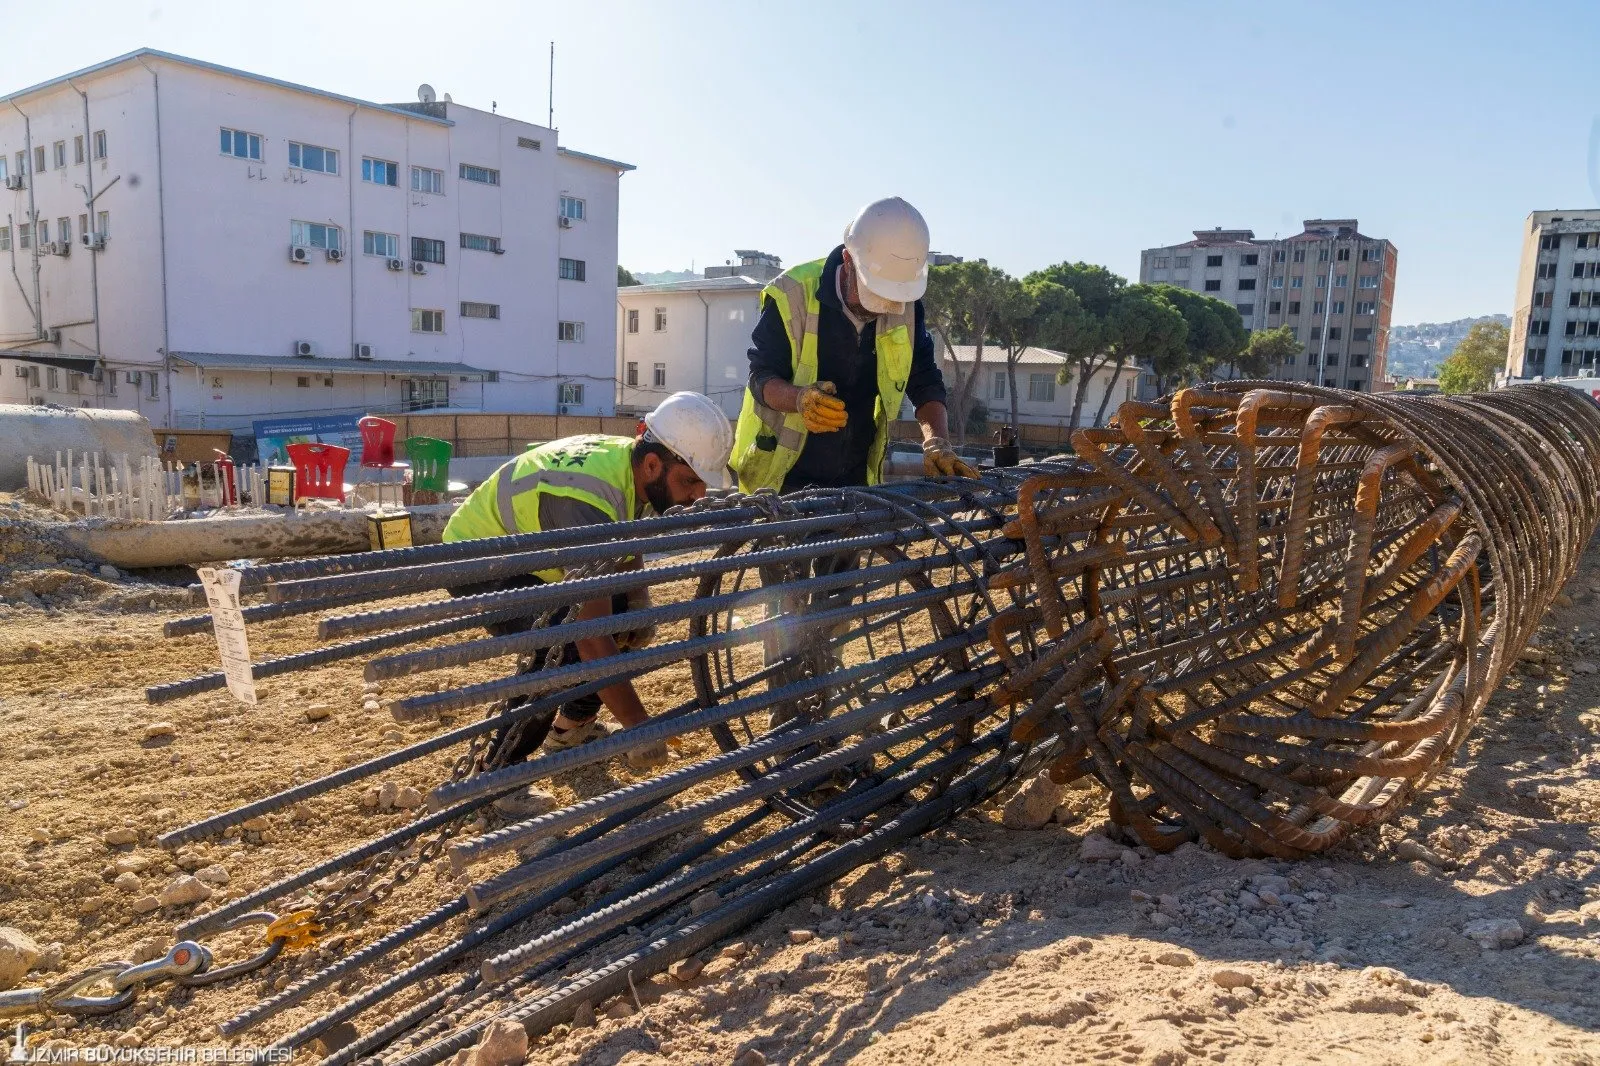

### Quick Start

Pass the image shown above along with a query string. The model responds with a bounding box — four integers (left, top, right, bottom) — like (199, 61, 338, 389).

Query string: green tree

(1090, 285, 1188, 426)
(1438, 320, 1511, 394)
(991, 278, 1087, 432)
(617, 265, 640, 286)
(1240, 325, 1302, 379)
(1149, 285, 1248, 383)
(1026, 262, 1124, 428)
(924, 260, 1015, 442)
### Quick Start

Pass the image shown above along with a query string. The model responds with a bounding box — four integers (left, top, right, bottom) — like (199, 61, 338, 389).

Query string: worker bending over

(733, 196, 979, 492)
(442, 391, 733, 767)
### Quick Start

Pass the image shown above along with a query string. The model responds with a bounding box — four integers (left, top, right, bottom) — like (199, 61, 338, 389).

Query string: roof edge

(558, 147, 636, 172)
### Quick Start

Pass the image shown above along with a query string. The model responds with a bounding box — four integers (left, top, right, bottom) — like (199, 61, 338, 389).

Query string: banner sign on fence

(197, 567, 257, 706)
(253, 415, 364, 467)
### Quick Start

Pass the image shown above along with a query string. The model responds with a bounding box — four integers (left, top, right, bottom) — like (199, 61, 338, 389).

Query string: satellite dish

(444, 93, 454, 103)
(417, 84, 436, 103)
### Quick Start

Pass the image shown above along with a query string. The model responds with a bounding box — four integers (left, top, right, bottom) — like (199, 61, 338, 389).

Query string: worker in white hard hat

(442, 391, 734, 769)
(733, 196, 979, 494)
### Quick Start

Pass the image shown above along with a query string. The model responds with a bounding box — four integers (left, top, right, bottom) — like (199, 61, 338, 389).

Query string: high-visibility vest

(442, 434, 638, 582)
(731, 257, 915, 492)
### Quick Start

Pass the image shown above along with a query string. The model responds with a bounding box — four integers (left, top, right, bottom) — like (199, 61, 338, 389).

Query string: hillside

(1387, 314, 1510, 378)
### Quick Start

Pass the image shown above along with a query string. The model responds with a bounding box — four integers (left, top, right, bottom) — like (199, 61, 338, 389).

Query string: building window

(1331, 301, 1345, 315)
(12, 151, 21, 179)
(625, 362, 638, 387)
(559, 195, 586, 221)
(0, 226, 8, 252)
(411, 166, 444, 194)
(1205, 255, 1223, 267)
(560, 382, 584, 406)
(402, 378, 450, 411)
(1272, 250, 1286, 263)
(1310, 326, 1322, 341)
(1353, 327, 1372, 342)
(459, 163, 499, 185)
(18, 223, 31, 249)
(1326, 353, 1340, 366)
(412, 237, 446, 264)
(1288, 327, 1300, 341)
(556, 320, 584, 341)
(1152, 256, 1170, 269)
(73, 136, 84, 165)
(52, 141, 66, 169)
(1269, 301, 1281, 315)
(1328, 326, 1342, 340)
(1333, 274, 1348, 288)
(1237, 278, 1256, 291)
(1357, 274, 1378, 288)
(1313, 301, 1326, 315)
(1240, 253, 1259, 266)
(362, 158, 399, 186)
(296, 376, 311, 388)
(1292, 248, 1306, 263)
(626, 309, 639, 334)
(66, 371, 82, 394)
(460, 233, 503, 253)
(1537, 263, 1557, 279)
(147, 371, 159, 399)
(653, 306, 667, 331)
(93, 131, 106, 160)
(461, 301, 501, 320)
(1355, 301, 1376, 315)
(57, 217, 70, 244)
(96, 210, 109, 238)
(1027, 373, 1055, 403)
(47, 367, 59, 390)
(1318, 248, 1330, 262)
(1336, 248, 1351, 261)
(559, 257, 587, 281)
(1290, 276, 1303, 289)
(221, 128, 262, 160)
(363, 231, 399, 258)
(34, 146, 46, 173)
(1236, 303, 1254, 317)
(1361, 247, 1382, 261)
(1288, 301, 1301, 315)
(1174, 256, 1190, 268)
(411, 308, 445, 333)
(1574, 262, 1589, 279)
(653, 363, 667, 388)
(38, 221, 48, 244)
(991, 370, 1007, 399)
(1283, 352, 1296, 365)
(1203, 279, 1221, 292)
(105, 370, 115, 396)
(78, 213, 87, 239)
(1270, 276, 1284, 289)
(289, 141, 338, 174)
(291, 220, 341, 251)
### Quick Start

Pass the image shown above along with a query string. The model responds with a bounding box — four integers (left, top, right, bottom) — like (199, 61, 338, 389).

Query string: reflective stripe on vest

(495, 466, 628, 535)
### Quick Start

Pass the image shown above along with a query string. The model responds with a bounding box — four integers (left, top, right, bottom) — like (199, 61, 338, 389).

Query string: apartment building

(1140, 219, 1398, 391)
(1503, 210, 1600, 381)
(0, 49, 632, 429)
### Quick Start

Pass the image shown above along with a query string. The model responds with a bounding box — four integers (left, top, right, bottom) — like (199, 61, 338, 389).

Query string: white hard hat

(843, 197, 931, 307)
(642, 391, 733, 489)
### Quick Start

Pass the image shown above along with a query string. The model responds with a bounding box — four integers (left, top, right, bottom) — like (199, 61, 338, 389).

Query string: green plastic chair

(404, 436, 453, 493)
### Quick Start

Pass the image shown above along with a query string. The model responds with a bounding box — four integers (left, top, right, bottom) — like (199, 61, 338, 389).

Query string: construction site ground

(1, 490, 1599, 1065)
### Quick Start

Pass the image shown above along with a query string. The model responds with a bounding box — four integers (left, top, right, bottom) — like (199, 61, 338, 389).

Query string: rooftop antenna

(548, 42, 555, 129)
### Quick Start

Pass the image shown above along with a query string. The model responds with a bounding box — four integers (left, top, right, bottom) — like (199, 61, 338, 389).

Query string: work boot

(540, 717, 613, 755)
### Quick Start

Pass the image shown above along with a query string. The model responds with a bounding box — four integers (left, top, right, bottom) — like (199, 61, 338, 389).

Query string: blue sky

(8, 0, 1596, 324)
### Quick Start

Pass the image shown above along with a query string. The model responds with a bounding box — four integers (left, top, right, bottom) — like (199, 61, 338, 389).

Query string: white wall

(948, 356, 1135, 428)
(0, 52, 628, 426)
(616, 286, 760, 417)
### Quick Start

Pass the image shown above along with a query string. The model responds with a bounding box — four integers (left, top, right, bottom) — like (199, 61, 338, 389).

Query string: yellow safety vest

(731, 257, 916, 492)
(442, 434, 638, 582)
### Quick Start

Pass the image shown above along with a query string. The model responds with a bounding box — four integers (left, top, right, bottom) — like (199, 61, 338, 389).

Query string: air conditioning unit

(13, 366, 28, 378)
(411, 261, 428, 275)
(386, 257, 405, 271)
(4, 175, 23, 191)
(293, 341, 315, 357)
(325, 247, 344, 263)
(558, 404, 570, 415)
(50, 241, 69, 257)
(352, 343, 373, 360)
(39, 242, 57, 256)
(45, 328, 61, 344)
(558, 216, 572, 229)
(82, 232, 106, 250)
(1582, 369, 1597, 379)
(289, 245, 310, 264)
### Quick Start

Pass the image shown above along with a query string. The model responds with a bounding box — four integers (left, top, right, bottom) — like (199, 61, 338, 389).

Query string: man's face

(841, 249, 905, 317)
(642, 454, 706, 512)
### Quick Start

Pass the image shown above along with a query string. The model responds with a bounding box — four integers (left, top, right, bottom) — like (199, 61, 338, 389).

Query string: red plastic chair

(286, 442, 350, 502)
(358, 416, 398, 468)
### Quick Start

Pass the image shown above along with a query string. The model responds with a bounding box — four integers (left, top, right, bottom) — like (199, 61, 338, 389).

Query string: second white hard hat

(843, 197, 931, 305)
(642, 391, 733, 490)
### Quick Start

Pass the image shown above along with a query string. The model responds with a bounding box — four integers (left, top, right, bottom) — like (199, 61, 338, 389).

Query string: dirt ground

(1, 491, 1599, 1065)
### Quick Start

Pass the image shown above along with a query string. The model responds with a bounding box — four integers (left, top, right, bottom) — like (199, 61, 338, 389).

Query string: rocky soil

(0, 494, 1597, 1065)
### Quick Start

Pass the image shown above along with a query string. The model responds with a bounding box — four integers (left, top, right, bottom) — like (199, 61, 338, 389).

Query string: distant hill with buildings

(1386, 314, 1510, 378)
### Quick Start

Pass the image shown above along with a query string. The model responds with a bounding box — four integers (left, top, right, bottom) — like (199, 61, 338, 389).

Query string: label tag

(198, 567, 258, 705)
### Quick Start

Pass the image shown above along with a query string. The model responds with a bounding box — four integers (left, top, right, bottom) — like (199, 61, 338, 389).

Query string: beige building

(1140, 219, 1399, 391)
(1503, 210, 1600, 381)
(942, 345, 1140, 433)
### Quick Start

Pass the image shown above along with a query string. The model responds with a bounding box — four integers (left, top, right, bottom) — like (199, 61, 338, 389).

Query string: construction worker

(734, 196, 980, 493)
(442, 391, 734, 768)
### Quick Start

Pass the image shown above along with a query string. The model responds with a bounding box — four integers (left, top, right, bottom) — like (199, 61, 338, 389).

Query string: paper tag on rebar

(198, 566, 257, 705)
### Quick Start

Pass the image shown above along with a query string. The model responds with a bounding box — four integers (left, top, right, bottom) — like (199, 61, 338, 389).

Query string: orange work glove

(797, 382, 848, 433)
(922, 437, 981, 479)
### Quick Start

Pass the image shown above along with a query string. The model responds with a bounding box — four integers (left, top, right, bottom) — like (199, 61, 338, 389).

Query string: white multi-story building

(1504, 210, 1600, 381)
(0, 49, 632, 429)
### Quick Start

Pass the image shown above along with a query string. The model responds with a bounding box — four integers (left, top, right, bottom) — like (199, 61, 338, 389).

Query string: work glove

(922, 437, 981, 479)
(797, 382, 848, 433)
(615, 586, 656, 651)
(625, 737, 670, 771)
